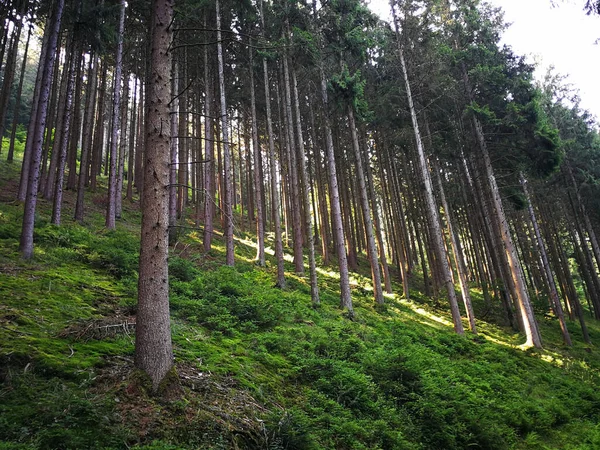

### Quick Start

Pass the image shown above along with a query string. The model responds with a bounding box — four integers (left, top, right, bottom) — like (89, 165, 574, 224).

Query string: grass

(1, 153, 600, 449)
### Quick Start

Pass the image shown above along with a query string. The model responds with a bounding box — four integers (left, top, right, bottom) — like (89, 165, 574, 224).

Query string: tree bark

(19, 0, 64, 259)
(291, 65, 319, 304)
(348, 106, 384, 305)
(320, 67, 353, 313)
(249, 43, 265, 266)
(7, 23, 31, 163)
(216, 0, 234, 266)
(135, 0, 174, 391)
(74, 54, 98, 223)
(106, 0, 126, 230)
(395, 31, 464, 332)
(520, 173, 571, 345)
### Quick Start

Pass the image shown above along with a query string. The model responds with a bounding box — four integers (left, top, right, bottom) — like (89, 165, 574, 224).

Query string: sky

(367, 0, 600, 121)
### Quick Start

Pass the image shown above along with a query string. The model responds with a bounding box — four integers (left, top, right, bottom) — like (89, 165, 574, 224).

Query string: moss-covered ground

(1, 149, 600, 449)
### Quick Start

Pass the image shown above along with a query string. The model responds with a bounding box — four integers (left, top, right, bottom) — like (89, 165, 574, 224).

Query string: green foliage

(0, 374, 129, 449)
(2, 149, 600, 450)
(329, 66, 372, 120)
(170, 266, 285, 334)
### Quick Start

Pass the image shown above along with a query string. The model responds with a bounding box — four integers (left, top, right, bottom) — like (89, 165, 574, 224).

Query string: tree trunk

(168, 60, 178, 244)
(320, 67, 352, 313)
(19, 0, 64, 259)
(0, 14, 22, 143)
(51, 33, 78, 225)
(216, 0, 234, 266)
(433, 159, 477, 333)
(105, 0, 125, 230)
(74, 54, 98, 223)
(281, 54, 304, 274)
(291, 65, 319, 304)
(7, 23, 31, 163)
(249, 43, 265, 266)
(395, 33, 463, 333)
(348, 106, 384, 305)
(18, 17, 52, 201)
(90, 63, 108, 191)
(115, 75, 129, 219)
(135, 0, 174, 392)
(126, 77, 137, 201)
(520, 173, 571, 345)
(203, 14, 215, 252)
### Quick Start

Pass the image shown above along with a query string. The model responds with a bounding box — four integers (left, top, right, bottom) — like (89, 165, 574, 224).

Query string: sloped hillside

(1, 159, 600, 450)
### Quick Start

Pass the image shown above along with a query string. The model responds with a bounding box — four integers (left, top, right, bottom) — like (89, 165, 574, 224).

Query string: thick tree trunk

(135, 0, 174, 392)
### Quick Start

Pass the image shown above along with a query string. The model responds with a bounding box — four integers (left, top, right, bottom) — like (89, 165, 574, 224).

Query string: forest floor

(1, 151, 600, 449)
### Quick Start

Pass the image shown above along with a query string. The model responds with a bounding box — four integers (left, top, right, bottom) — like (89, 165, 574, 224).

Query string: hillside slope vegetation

(1, 159, 600, 450)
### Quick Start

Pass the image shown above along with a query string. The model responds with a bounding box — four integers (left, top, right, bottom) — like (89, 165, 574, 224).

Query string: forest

(2, 0, 600, 448)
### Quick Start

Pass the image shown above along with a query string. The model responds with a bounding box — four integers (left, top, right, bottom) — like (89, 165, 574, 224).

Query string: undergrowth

(1, 157, 600, 449)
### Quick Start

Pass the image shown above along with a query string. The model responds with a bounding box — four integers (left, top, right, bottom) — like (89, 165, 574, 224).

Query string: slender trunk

(115, 75, 129, 218)
(249, 43, 265, 266)
(126, 77, 137, 201)
(0, 15, 22, 142)
(395, 30, 463, 332)
(66, 53, 83, 191)
(203, 14, 215, 252)
(320, 67, 352, 313)
(216, 0, 234, 266)
(7, 24, 31, 162)
(105, 0, 125, 230)
(18, 18, 51, 201)
(44, 41, 72, 201)
(51, 34, 79, 225)
(74, 55, 98, 222)
(90, 63, 108, 191)
(434, 159, 477, 332)
(291, 65, 319, 304)
(348, 106, 384, 305)
(19, 0, 64, 259)
(363, 136, 392, 294)
(281, 54, 304, 274)
(169, 60, 178, 244)
(520, 173, 571, 345)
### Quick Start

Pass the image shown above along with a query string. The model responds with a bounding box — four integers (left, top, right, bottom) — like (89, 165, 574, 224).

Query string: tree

(19, 0, 64, 260)
(134, 0, 174, 391)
